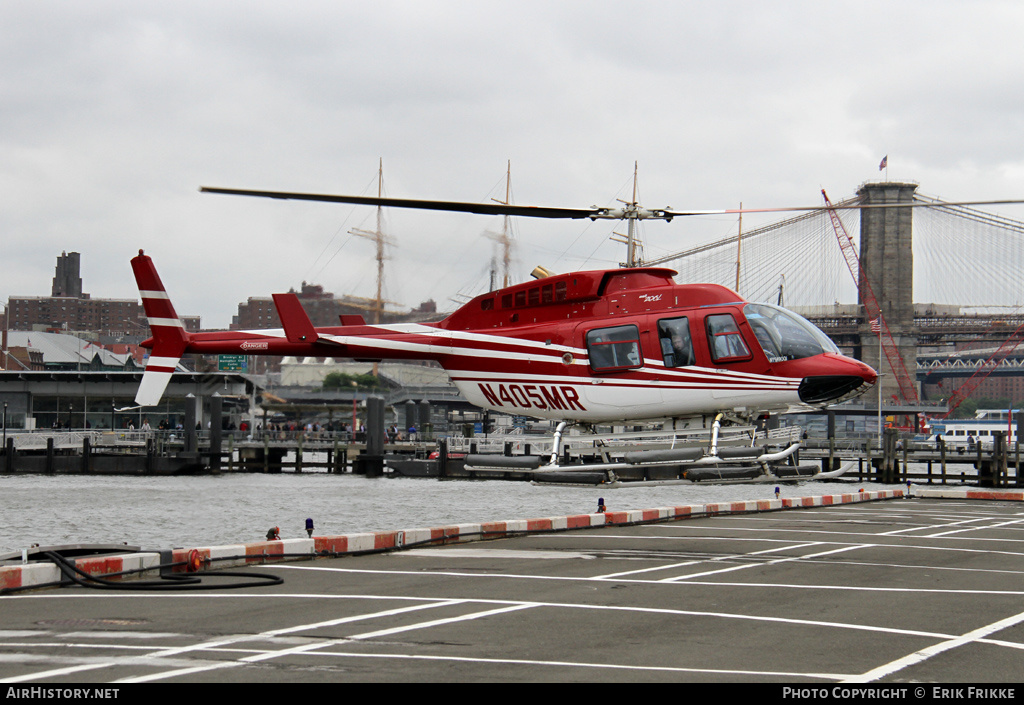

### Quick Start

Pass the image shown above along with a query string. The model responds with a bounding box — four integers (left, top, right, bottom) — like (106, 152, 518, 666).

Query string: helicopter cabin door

(654, 315, 696, 369)
(702, 309, 766, 403)
(579, 321, 664, 414)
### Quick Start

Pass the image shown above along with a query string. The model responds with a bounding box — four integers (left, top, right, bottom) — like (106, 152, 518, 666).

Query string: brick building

(5, 252, 200, 338)
(231, 281, 438, 330)
(228, 282, 439, 374)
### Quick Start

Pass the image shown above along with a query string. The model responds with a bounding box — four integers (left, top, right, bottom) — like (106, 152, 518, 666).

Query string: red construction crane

(822, 190, 919, 404)
(940, 322, 1024, 418)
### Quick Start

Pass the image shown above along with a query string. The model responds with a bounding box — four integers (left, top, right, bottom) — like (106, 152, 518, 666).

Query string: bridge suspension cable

(912, 195, 1024, 310)
(651, 197, 860, 307)
(652, 192, 1024, 313)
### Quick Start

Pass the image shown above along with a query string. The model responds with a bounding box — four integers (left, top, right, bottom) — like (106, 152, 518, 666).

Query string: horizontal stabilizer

(272, 293, 344, 346)
(272, 293, 318, 343)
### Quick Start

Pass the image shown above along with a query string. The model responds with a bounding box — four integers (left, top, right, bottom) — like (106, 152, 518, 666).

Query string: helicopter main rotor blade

(663, 198, 1024, 218)
(201, 186, 1024, 222)
(200, 187, 606, 220)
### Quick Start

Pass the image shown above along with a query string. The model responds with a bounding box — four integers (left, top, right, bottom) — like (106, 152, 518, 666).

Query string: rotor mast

(610, 162, 653, 267)
(627, 162, 640, 267)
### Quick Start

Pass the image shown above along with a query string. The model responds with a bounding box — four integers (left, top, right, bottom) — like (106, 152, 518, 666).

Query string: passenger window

(586, 325, 642, 372)
(657, 317, 694, 368)
(706, 314, 751, 362)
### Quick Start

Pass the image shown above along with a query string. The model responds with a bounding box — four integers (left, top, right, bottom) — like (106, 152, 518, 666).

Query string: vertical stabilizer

(131, 250, 190, 406)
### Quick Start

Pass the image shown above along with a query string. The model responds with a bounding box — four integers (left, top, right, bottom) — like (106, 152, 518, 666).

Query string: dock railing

(5, 430, 153, 450)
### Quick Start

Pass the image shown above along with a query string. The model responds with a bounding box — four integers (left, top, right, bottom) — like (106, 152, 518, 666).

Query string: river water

(0, 470, 908, 554)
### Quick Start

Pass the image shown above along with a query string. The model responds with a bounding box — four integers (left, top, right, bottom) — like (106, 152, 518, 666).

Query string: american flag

(870, 316, 882, 333)
(879, 155, 888, 170)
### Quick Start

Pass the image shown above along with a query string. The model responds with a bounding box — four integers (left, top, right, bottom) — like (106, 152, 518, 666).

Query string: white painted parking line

(657, 544, 870, 582)
(648, 523, 1024, 544)
(847, 609, 1024, 682)
(8, 588, 1024, 684)
(0, 663, 112, 684)
(593, 542, 825, 580)
(396, 548, 595, 560)
(555, 531, 1024, 557)
(2, 599, 464, 684)
(0, 591, 961, 684)
(0, 631, 852, 681)
(924, 517, 1024, 538)
(118, 602, 537, 683)
(272, 563, 1024, 596)
(880, 517, 994, 535)
(302, 647, 853, 680)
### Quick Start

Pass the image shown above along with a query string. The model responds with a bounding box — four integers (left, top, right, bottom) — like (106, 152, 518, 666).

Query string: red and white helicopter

(132, 184, 882, 483)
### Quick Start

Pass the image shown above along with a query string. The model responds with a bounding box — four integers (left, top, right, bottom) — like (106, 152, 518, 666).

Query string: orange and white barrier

(0, 489, 904, 593)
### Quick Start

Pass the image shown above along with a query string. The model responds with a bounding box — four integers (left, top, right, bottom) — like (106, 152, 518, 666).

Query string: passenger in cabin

(589, 336, 615, 369)
(587, 328, 641, 370)
(658, 318, 693, 367)
(626, 345, 640, 366)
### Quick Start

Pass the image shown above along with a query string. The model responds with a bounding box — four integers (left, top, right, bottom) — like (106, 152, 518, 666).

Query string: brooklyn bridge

(649, 181, 1024, 412)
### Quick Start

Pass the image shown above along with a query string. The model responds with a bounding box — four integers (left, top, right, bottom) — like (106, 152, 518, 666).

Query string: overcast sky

(4, 1, 1024, 328)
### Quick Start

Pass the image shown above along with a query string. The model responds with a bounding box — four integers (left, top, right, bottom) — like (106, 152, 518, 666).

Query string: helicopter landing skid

(464, 438, 841, 486)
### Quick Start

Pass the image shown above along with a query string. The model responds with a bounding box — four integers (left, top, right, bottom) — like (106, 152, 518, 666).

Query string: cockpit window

(706, 314, 751, 362)
(743, 302, 839, 362)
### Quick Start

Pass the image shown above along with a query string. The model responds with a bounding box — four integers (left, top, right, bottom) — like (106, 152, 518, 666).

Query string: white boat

(926, 409, 1020, 449)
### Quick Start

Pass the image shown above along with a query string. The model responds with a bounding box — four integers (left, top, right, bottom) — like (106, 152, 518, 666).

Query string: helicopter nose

(797, 357, 878, 405)
(799, 375, 870, 404)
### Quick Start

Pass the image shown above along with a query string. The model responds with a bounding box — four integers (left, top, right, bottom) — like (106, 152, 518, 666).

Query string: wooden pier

(3, 426, 1023, 487)
(801, 427, 1023, 487)
(0, 430, 433, 476)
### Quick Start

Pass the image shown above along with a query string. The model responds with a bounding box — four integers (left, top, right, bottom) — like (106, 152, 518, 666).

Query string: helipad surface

(2, 495, 1023, 683)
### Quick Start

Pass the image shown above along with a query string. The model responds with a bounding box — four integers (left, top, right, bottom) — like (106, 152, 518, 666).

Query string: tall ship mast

(485, 160, 515, 290)
(348, 159, 394, 325)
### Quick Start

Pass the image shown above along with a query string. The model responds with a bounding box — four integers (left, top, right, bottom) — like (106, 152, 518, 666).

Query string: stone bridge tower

(857, 181, 920, 404)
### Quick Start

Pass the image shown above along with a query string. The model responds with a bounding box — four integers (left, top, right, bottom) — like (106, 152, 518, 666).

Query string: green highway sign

(218, 354, 248, 372)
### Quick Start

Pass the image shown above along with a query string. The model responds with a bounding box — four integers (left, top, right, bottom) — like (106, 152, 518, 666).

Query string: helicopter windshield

(743, 302, 839, 363)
